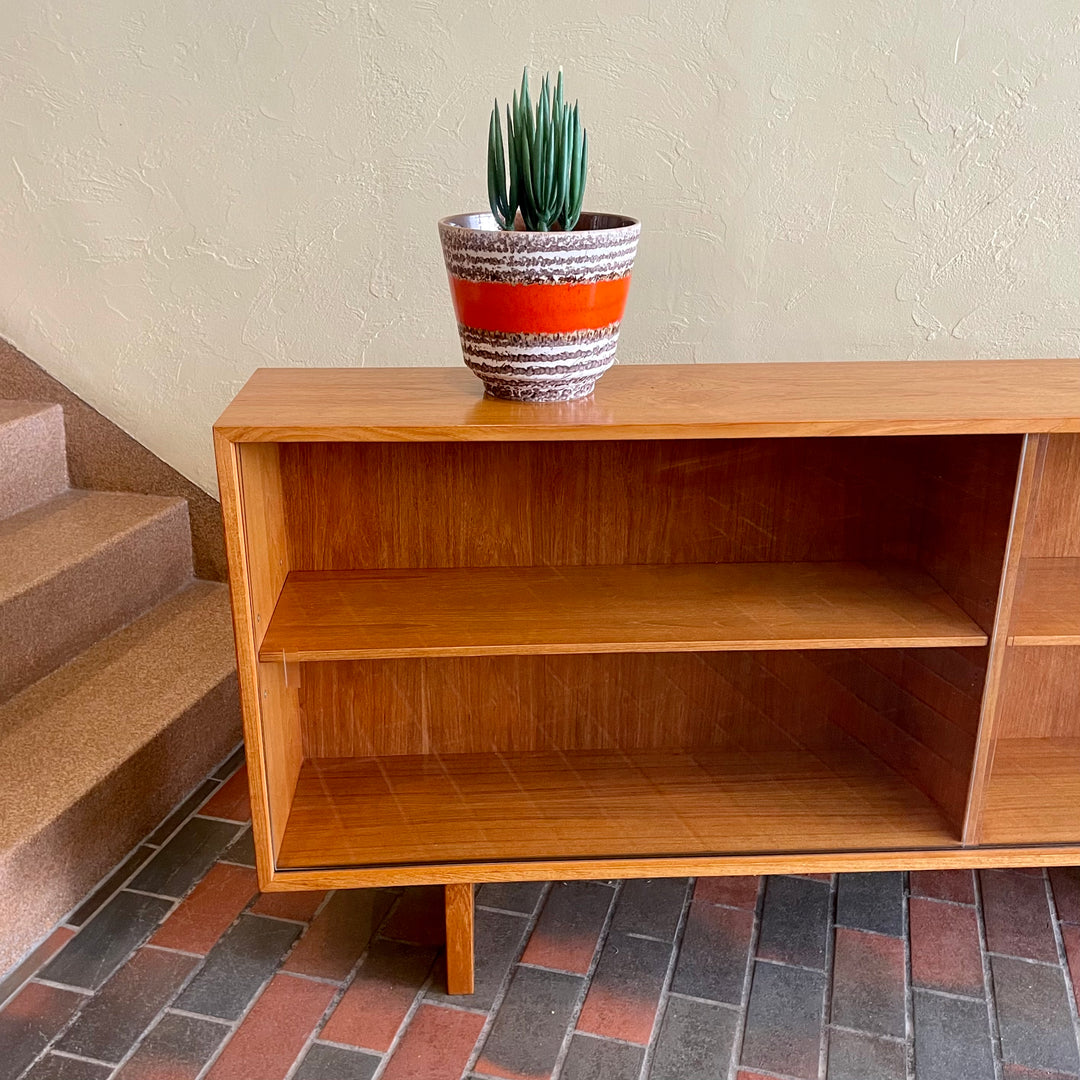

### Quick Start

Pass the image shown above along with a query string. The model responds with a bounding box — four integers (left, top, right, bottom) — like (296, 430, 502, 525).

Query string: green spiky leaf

(487, 103, 511, 230)
(485, 67, 590, 232)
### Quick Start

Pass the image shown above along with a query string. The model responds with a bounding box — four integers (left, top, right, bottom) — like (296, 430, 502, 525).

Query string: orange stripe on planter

(449, 275, 632, 334)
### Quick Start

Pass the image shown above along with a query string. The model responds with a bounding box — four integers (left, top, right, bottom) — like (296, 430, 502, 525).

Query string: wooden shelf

(276, 745, 960, 870)
(258, 562, 987, 662)
(980, 738, 1080, 844)
(1008, 558, 1080, 645)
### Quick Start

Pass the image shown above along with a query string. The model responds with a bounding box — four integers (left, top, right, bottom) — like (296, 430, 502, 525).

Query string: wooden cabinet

(214, 360, 1080, 994)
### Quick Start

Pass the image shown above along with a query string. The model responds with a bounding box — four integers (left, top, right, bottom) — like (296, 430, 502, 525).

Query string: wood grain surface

(279, 436, 927, 572)
(444, 884, 475, 996)
(297, 650, 865, 760)
(967, 431, 1080, 840)
(979, 737, 1080, 844)
(1024, 434, 1080, 557)
(786, 648, 984, 831)
(259, 842, 1080, 892)
(213, 432, 299, 882)
(214, 361, 1080, 442)
(961, 435, 1044, 844)
(275, 745, 958, 870)
(1008, 558, 1080, 645)
(260, 562, 987, 661)
(994, 646, 1080, 738)
(211, 361, 1080, 904)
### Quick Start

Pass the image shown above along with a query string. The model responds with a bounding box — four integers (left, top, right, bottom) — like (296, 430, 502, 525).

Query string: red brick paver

(980, 869, 1058, 962)
(204, 974, 335, 1080)
(909, 896, 984, 996)
(380, 1003, 485, 1080)
(693, 875, 760, 909)
(150, 863, 257, 954)
(249, 888, 327, 923)
(910, 868, 976, 904)
(283, 888, 395, 981)
(199, 765, 251, 822)
(320, 939, 436, 1051)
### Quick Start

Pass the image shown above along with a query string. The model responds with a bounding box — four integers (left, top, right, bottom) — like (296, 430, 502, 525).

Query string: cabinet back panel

(279, 437, 1018, 589)
(280, 437, 928, 569)
(299, 650, 867, 759)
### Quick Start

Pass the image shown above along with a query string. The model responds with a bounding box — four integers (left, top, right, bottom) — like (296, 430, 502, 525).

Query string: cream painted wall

(2, 1, 1079, 493)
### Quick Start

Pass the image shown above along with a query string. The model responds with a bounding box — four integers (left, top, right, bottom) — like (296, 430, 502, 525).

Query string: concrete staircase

(0, 401, 241, 973)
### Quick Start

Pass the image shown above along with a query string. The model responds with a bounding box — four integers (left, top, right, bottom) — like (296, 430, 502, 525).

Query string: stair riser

(0, 505, 193, 701)
(0, 405, 67, 519)
(0, 674, 240, 975)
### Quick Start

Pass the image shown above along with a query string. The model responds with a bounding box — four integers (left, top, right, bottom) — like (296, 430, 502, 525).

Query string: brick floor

(3, 747, 1080, 1079)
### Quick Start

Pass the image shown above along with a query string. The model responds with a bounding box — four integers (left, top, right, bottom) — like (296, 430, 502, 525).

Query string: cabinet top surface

(214, 359, 1080, 442)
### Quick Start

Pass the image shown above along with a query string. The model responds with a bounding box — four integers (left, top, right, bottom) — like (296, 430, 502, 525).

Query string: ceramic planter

(439, 212, 640, 401)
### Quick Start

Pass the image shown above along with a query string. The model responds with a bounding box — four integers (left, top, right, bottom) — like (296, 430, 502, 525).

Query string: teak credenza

(214, 360, 1080, 994)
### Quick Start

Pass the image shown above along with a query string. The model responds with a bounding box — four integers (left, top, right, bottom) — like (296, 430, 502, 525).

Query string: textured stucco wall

(2, 1, 1079, 493)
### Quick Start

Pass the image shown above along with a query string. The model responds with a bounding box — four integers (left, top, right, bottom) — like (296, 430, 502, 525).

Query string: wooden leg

(444, 883, 475, 995)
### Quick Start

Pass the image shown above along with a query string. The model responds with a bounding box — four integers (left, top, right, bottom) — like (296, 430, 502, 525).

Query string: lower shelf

(276, 745, 959, 870)
(980, 737, 1080, 844)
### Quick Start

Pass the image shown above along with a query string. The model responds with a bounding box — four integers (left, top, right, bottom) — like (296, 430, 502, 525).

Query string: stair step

(0, 401, 67, 520)
(0, 489, 194, 701)
(0, 581, 241, 973)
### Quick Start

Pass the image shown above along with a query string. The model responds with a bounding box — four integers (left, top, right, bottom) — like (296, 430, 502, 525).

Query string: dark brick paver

(112, 1012, 228, 1080)
(670, 898, 754, 1004)
(757, 875, 831, 969)
(171, 913, 302, 1022)
(54, 946, 197, 1063)
(836, 871, 905, 937)
(293, 1042, 379, 1080)
(4, 745, 1080, 1079)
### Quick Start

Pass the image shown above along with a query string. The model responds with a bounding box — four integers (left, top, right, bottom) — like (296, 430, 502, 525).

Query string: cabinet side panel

(915, 434, 1023, 633)
(961, 435, 1045, 843)
(991, 433, 1080, 739)
(975, 436, 1080, 842)
(995, 646, 1080, 739)
(255, 661, 302, 860)
(238, 444, 290, 650)
(233, 443, 301, 873)
(215, 436, 290, 881)
(993, 434, 1080, 734)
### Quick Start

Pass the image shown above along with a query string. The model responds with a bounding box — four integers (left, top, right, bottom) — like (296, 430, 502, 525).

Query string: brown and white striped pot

(438, 212, 640, 402)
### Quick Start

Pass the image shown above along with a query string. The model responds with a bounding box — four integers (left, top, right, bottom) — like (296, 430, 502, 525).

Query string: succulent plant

(488, 68, 588, 232)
